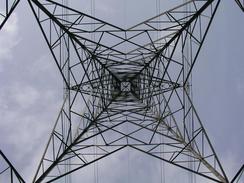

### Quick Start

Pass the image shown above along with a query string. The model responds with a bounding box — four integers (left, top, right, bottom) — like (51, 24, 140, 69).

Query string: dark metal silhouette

(28, 0, 229, 182)
(0, 0, 20, 30)
(0, 151, 25, 183)
(0, 0, 243, 183)
(235, 0, 244, 11)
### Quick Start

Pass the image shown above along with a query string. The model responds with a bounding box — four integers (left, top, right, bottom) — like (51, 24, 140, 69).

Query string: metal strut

(0, 0, 243, 183)
(0, 0, 20, 30)
(235, 0, 244, 11)
(0, 150, 25, 183)
(27, 0, 230, 182)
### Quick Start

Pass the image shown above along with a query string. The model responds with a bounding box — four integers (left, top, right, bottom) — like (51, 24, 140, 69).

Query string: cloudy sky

(0, 0, 243, 183)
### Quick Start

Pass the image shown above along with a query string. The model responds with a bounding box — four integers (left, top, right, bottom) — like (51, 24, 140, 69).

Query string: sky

(0, 0, 243, 183)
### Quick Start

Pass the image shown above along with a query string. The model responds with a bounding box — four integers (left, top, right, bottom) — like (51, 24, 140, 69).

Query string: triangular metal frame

(0, 151, 25, 183)
(0, 0, 243, 183)
(0, 0, 20, 30)
(27, 0, 230, 182)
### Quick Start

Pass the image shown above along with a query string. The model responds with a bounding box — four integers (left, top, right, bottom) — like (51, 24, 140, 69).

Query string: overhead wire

(90, 1, 99, 183)
(183, 0, 196, 182)
(122, 1, 131, 183)
(61, 0, 71, 183)
(156, 0, 166, 183)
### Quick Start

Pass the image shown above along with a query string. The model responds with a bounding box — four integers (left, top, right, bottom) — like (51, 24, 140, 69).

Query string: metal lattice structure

(0, 0, 243, 183)
(0, 0, 19, 29)
(0, 151, 25, 183)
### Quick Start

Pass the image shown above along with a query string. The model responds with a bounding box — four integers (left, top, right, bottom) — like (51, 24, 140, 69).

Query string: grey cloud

(0, 0, 243, 183)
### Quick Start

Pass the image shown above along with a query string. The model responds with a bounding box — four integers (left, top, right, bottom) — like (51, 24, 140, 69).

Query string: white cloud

(0, 51, 62, 182)
(0, 13, 20, 71)
(11, 84, 40, 108)
(0, 1, 243, 183)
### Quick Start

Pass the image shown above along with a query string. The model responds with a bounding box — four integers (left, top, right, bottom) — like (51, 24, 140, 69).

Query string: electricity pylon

(0, 0, 243, 183)
(28, 0, 228, 182)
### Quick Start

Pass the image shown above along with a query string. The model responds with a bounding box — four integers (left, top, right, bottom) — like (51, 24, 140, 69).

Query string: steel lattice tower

(0, 0, 243, 183)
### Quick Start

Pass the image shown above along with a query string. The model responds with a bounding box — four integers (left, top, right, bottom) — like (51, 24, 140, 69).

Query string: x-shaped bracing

(0, 0, 231, 182)
(26, 0, 232, 182)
